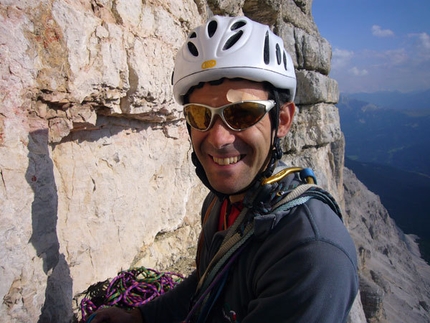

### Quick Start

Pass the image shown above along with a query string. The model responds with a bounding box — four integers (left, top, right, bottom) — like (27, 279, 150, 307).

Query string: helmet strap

(262, 88, 283, 177)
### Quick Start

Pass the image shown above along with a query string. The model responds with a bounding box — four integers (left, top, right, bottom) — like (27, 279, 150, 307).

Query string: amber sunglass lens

(185, 105, 211, 130)
(224, 102, 266, 130)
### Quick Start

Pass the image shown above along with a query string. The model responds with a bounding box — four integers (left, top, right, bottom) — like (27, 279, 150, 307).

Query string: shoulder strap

(252, 168, 343, 239)
(272, 184, 342, 219)
(195, 194, 218, 278)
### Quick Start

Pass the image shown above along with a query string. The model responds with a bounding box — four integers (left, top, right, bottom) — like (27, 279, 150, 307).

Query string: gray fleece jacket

(140, 170, 358, 323)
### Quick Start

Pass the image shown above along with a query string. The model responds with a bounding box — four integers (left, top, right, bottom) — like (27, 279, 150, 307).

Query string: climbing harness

(78, 266, 183, 323)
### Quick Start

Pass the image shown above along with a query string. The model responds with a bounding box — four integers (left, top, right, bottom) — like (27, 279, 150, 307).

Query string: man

(90, 15, 358, 323)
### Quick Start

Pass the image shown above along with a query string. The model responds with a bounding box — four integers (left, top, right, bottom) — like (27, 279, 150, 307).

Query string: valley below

(338, 90, 430, 263)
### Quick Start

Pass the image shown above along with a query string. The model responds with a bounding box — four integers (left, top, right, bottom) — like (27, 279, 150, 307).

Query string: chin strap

(261, 137, 282, 179)
(260, 87, 283, 179)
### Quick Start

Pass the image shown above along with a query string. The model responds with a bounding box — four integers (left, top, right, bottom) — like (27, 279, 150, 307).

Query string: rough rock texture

(344, 168, 430, 323)
(0, 0, 429, 322)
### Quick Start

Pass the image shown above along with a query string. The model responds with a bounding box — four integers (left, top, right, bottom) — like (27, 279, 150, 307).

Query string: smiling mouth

(212, 155, 242, 166)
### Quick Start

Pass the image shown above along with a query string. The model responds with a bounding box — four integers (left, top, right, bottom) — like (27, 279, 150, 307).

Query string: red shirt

(218, 199, 243, 231)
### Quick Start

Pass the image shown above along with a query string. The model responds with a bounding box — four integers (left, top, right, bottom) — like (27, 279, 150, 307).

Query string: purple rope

(79, 267, 183, 322)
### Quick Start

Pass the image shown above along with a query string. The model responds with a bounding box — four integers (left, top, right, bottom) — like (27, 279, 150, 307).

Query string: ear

(277, 102, 295, 138)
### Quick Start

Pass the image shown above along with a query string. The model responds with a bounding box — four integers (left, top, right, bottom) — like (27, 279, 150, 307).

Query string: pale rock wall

(344, 169, 430, 323)
(1, 0, 427, 323)
(1, 1, 206, 322)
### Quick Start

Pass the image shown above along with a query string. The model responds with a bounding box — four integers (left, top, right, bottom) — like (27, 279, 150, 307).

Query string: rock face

(0, 0, 429, 322)
(343, 168, 430, 323)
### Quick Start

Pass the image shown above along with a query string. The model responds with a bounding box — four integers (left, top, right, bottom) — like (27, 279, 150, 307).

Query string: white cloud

(415, 32, 430, 60)
(332, 48, 354, 69)
(407, 32, 430, 60)
(419, 32, 430, 49)
(372, 25, 394, 37)
(377, 48, 408, 65)
(418, 33, 430, 60)
(349, 67, 368, 76)
(328, 30, 430, 93)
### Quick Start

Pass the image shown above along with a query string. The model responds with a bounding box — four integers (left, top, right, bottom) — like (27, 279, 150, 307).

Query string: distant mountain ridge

(338, 90, 430, 264)
(344, 88, 430, 114)
(338, 91, 430, 177)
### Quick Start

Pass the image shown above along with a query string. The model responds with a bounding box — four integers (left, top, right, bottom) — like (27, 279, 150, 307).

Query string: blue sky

(312, 0, 430, 93)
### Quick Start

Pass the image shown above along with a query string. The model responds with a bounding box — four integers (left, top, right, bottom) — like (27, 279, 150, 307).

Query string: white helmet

(172, 15, 296, 104)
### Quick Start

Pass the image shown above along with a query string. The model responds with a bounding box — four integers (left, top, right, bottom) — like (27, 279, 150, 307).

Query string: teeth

(213, 156, 241, 165)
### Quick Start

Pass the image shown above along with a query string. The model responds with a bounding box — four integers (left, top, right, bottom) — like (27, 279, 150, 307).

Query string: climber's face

(188, 79, 294, 196)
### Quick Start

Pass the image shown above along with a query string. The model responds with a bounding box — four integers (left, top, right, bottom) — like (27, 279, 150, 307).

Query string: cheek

(242, 120, 273, 155)
(255, 118, 273, 145)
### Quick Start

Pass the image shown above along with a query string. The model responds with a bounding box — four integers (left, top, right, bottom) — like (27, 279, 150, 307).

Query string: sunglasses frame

(183, 100, 276, 132)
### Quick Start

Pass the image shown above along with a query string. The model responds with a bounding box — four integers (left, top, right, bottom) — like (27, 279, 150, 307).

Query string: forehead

(188, 79, 269, 105)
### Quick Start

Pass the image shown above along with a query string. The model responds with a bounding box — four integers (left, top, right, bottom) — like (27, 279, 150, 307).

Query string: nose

(206, 116, 235, 149)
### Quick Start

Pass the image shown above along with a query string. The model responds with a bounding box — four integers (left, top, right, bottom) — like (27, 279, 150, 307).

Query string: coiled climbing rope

(79, 266, 183, 322)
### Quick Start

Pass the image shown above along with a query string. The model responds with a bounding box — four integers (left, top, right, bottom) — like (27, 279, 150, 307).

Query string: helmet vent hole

(264, 31, 270, 64)
(283, 51, 288, 70)
(189, 32, 197, 39)
(231, 20, 246, 31)
(207, 20, 218, 38)
(276, 44, 282, 65)
(223, 30, 243, 50)
(187, 42, 199, 57)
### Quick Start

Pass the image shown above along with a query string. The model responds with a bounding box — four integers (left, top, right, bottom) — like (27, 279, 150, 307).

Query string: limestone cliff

(0, 0, 428, 322)
(344, 168, 430, 323)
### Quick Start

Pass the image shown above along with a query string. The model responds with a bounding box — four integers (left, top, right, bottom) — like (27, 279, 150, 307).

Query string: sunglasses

(183, 100, 275, 132)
